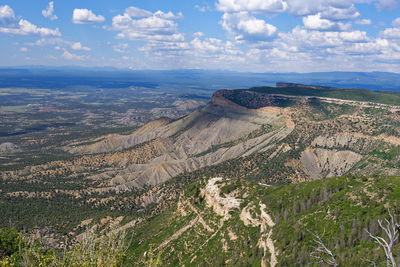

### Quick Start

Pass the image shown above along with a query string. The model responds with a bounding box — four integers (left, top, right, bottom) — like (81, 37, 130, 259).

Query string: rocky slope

(59, 87, 400, 190)
(1, 86, 399, 221)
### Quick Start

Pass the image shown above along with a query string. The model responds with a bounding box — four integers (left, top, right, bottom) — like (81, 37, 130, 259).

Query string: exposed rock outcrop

(201, 177, 241, 220)
(301, 148, 362, 180)
(0, 142, 20, 153)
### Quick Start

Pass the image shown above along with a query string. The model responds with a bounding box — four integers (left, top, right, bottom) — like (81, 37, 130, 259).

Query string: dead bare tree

(362, 258, 377, 267)
(307, 228, 339, 267)
(365, 211, 399, 267)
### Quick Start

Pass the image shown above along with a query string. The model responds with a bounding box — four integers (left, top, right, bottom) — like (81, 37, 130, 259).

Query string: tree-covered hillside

(124, 175, 400, 266)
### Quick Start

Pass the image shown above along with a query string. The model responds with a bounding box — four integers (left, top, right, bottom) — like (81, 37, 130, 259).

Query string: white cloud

(195, 5, 213, 12)
(0, 18, 61, 36)
(113, 43, 128, 53)
(154, 11, 183, 19)
(0, 5, 15, 21)
(375, 0, 399, 10)
(217, 0, 288, 13)
(190, 37, 240, 55)
(71, 42, 91, 51)
(113, 15, 177, 39)
(284, 0, 362, 19)
(124, 6, 153, 18)
(356, 19, 372, 25)
(193, 32, 205, 38)
(320, 5, 360, 21)
(112, 6, 183, 42)
(111, 6, 188, 61)
(20, 47, 28, 52)
(239, 25, 400, 72)
(0, 5, 60, 36)
(393, 17, 400, 27)
(42, 2, 57, 21)
(62, 50, 84, 60)
(303, 14, 351, 31)
(27, 37, 67, 47)
(339, 31, 369, 42)
(170, 36, 246, 70)
(222, 12, 278, 42)
(381, 27, 400, 39)
(72, 9, 105, 24)
(341, 38, 391, 56)
(278, 26, 370, 56)
(303, 14, 335, 30)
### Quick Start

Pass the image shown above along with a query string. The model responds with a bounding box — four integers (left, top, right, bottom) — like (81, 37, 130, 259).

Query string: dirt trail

(157, 216, 199, 250)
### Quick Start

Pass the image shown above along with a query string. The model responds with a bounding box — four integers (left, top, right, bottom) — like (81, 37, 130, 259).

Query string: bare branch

(307, 228, 339, 267)
(362, 258, 377, 267)
(365, 210, 399, 267)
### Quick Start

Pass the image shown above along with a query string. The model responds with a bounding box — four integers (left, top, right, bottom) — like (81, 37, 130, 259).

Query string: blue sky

(0, 0, 400, 72)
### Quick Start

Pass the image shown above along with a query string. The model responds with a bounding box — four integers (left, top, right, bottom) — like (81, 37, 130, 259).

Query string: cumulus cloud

(114, 15, 178, 39)
(277, 26, 371, 58)
(124, 6, 153, 18)
(190, 37, 240, 55)
(303, 14, 351, 31)
(20, 47, 28, 52)
(222, 12, 278, 42)
(71, 42, 90, 51)
(0, 5, 60, 37)
(379, 17, 400, 39)
(375, 0, 399, 10)
(381, 27, 400, 39)
(62, 50, 84, 60)
(356, 19, 372, 25)
(193, 32, 205, 38)
(72, 9, 105, 24)
(217, 0, 288, 13)
(42, 2, 57, 20)
(285, 0, 361, 20)
(0, 5, 15, 21)
(194, 5, 213, 12)
(170, 35, 246, 70)
(113, 43, 128, 53)
(187, 36, 244, 66)
(216, 0, 365, 48)
(110, 6, 188, 61)
(393, 17, 400, 27)
(238, 24, 400, 72)
(339, 31, 369, 42)
(27, 37, 68, 47)
(0, 19, 61, 37)
(112, 6, 183, 42)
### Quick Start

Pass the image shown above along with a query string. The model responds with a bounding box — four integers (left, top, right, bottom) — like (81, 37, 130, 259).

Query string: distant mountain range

(0, 67, 400, 92)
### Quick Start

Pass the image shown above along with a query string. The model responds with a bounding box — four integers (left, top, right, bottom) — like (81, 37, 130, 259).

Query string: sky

(0, 0, 400, 72)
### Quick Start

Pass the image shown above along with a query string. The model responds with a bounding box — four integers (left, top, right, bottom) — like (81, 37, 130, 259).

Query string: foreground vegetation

(125, 175, 400, 266)
(2, 175, 400, 266)
(0, 225, 128, 267)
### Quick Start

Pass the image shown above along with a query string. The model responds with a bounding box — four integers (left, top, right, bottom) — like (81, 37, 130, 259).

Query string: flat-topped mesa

(211, 89, 297, 109)
(276, 82, 334, 90)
